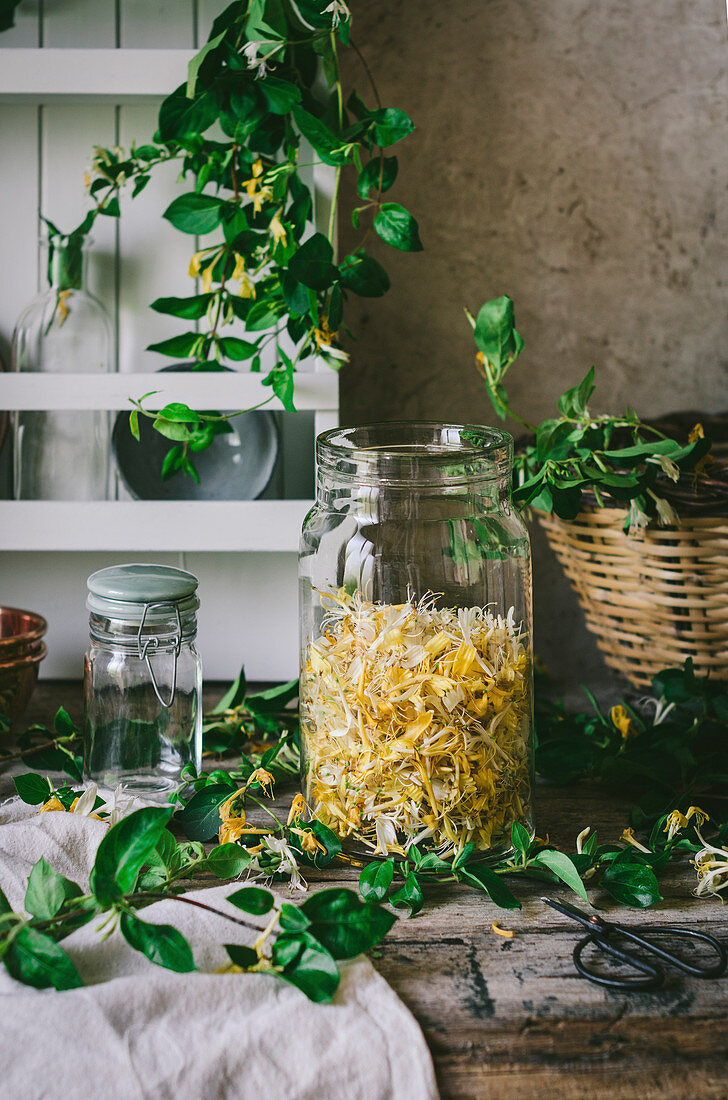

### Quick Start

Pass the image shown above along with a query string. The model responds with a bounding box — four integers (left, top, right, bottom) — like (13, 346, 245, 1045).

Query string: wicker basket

(537, 507, 728, 689)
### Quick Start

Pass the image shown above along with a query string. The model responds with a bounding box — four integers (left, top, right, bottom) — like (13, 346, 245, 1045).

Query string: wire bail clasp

(136, 600, 182, 709)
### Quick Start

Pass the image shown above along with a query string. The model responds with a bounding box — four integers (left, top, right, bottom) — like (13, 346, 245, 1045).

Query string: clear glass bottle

(84, 564, 202, 798)
(12, 236, 111, 500)
(299, 423, 533, 863)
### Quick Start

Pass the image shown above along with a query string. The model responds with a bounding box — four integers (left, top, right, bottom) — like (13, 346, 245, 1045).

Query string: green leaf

(292, 105, 351, 167)
(457, 865, 522, 909)
(4, 927, 82, 991)
(289, 233, 337, 291)
(158, 84, 219, 142)
(13, 773, 52, 805)
(0, 885, 11, 914)
(152, 417, 192, 443)
(279, 902, 311, 932)
(558, 366, 596, 418)
(146, 332, 202, 358)
(272, 931, 340, 1002)
(157, 402, 200, 423)
(206, 844, 252, 879)
(602, 856, 663, 908)
(211, 665, 247, 714)
(339, 252, 390, 297)
(120, 912, 195, 973)
(373, 203, 423, 252)
(370, 108, 414, 147)
(358, 859, 395, 903)
(262, 363, 296, 413)
(161, 446, 185, 480)
(246, 678, 298, 713)
(186, 29, 227, 98)
(390, 872, 424, 916)
(219, 336, 259, 361)
(90, 807, 173, 906)
(511, 821, 531, 858)
(227, 886, 274, 915)
(129, 409, 140, 441)
(25, 857, 82, 920)
(225, 943, 258, 968)
(531, 850, 588, 901)
(53, 706, 76, 736)
(0, 0, 24, 33)
(163, 193, 224, 235)
(151, 294, 213, 320)
(300, 888, 396, 959)
(473, 295, 523, 373)
(356, 155, 398, 199)
(258, 75, 302, 114)
(176, 784, 234, 842)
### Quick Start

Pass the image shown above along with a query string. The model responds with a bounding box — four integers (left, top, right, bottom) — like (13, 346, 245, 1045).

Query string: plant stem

(168, 894, 264, 934)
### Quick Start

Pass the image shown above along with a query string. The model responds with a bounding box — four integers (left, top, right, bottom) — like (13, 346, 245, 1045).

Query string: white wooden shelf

(0, 371, 339, 412)
(0, 500, 312, 552)
(0, 49, 193, 102)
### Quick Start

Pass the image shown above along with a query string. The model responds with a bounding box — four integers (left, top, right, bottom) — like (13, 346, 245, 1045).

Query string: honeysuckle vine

(468, 296, 713, 529)
(41, 0, 421, 482)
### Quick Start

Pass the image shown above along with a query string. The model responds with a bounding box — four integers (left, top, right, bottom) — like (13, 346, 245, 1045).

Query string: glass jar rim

(316, 421, 513, 486)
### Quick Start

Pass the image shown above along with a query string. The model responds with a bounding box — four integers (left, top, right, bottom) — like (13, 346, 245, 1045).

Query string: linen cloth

(0, 798, 438, 1100)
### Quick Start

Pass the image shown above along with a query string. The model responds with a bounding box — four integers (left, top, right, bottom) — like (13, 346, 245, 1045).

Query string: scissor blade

(542, 896, 606, 932)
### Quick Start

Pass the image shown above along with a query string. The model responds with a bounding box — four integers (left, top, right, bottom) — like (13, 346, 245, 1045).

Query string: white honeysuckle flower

(651, 493, 678, 526)
(258, 834, 305, 891)
(576, 827, 593, 853)
(72, 783, 98, 816)
(243, 41, 267, 78)
(374, 815, 397, 856)
(650, 454, 680, 482)
(101, 784, 135, 826)
(323, 0, 351, 27)
(628, 500, 650, 530)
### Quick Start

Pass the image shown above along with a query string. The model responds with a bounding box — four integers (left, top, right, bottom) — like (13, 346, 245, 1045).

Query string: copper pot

(0, 608, 48, 725)
(0, 607, 48, 660)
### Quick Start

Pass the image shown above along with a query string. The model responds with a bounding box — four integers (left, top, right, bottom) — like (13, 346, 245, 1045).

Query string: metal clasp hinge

(136, 601, 182, 709)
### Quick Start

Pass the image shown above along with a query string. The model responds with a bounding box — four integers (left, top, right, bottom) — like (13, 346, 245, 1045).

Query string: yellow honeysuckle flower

(620, 827, 651, 853)
(56, 290, 71, 327)
(686, 806, 710, 826)
(664, 809, 688, 840)
(298, 830, 325, 855)
(694, 454, 715, 479)
(251, 159, 264, 179)
(610, 705, 633, 740)
(40, 797, 67, 813)
(83, 170, 92, 191)
(269, 212, 287, 247)
(248, 767, 275, 793)
(689, 423, 705, 442)
(219, 817, 248, 846)
(219, 791, 244, 824)
(231, 254, 255, 299)
(287, 794, 307, 825)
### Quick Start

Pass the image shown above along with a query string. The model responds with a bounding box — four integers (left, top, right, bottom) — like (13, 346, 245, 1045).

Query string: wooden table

(4, 682, 728, 1100)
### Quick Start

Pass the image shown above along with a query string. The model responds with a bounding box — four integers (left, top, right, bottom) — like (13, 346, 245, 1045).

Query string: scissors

(542, 896, 728, 991)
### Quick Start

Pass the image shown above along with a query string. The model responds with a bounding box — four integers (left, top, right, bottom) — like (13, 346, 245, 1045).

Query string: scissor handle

(574, 933, 664, 991)
(613, 924, 728, 980)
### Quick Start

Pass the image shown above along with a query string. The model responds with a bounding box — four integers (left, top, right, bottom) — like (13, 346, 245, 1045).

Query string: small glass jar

(299, 423, 533, 862)
(83, 564, 202, 798)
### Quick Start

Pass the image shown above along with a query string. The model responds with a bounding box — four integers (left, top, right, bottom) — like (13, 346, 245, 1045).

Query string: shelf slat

(0, 500, 311, 552)
(0, 48, 193, 102)
(0, 371, 338, 411)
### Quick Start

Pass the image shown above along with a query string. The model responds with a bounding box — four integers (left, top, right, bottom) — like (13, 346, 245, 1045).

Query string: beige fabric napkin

(0, 798, 438, 1100)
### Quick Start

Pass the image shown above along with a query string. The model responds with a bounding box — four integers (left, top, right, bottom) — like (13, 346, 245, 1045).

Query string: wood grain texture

(6, 680, 728, 1100)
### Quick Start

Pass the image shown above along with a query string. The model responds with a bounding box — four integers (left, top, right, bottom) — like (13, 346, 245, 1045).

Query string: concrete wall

(339, 0, 728, 693)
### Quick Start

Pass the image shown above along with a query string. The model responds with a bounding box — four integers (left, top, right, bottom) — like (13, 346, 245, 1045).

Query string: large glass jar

(299, 423, 533, 863)
(84, 564, 202, 798)
(12, 237, 111, 500)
